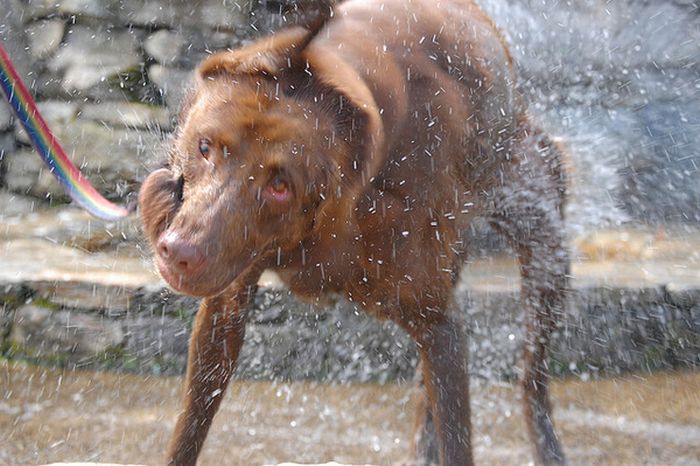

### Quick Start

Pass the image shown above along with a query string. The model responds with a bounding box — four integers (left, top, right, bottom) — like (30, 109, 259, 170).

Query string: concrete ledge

(43, 463, 146, 466)
(2, 278, 699, 381)
(1, 209, 698, 381)
(42, 462, 370, 466)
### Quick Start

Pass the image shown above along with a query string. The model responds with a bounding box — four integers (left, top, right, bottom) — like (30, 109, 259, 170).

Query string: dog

(139, 0, 569, 464)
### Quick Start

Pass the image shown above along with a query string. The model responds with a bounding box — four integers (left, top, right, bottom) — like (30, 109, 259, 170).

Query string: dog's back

(312, 0, 520, 197)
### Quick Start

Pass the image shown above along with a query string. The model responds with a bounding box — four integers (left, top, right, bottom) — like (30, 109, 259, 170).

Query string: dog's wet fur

(139, 1, 570, 464)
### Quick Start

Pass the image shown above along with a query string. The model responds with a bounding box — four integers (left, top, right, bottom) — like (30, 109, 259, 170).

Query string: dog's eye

(271, 177, 288, 193)
(198, 138, 211, 159)
(266, 175, 291, 202)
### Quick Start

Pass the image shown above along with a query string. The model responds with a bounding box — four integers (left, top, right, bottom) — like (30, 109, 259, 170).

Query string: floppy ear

(196, 5, 384, 198)
(198, 5, 333, 79)
(303, 43, 385, 196)
(198, 27, 308, 79)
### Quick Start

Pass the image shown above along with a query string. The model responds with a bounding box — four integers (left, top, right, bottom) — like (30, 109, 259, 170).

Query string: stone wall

(1, 0, 698, 228)
(2, 278, 698, 381)
(0, 0, 257, 205)
(0, 0, 699, 381)
(481, 0, 700, 228)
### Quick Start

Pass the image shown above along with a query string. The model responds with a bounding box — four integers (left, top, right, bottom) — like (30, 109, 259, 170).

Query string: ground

(1, 361, 699, 466)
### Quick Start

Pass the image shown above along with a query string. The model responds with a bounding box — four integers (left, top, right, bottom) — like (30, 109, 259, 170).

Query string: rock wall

(481, 0, 700, 228)
(0, 1, 699, 381)
(1, 0, 698, 228)
(0, 0, 256, 204)
(1, 279, 698, 381)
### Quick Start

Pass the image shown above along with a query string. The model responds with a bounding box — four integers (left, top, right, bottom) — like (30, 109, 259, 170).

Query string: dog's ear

(197, 4, 384, 196)
(198, 5, 333, 79)
(198, 28, 307, 79)
(303, 44, 385, 197)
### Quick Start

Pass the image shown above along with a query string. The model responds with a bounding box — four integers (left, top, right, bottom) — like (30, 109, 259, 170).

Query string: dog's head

(139, 24, 383, 297)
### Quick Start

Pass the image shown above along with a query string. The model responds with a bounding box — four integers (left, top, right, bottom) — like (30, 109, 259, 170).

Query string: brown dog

(139, 0, 569, 464)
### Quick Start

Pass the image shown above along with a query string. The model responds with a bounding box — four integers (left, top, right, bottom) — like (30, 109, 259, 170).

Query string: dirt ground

(1, 362, 699, 466)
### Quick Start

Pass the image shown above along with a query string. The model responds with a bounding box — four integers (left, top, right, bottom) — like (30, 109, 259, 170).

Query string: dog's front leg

(415, 313, 474, 466)
(166, 275, 260, 466)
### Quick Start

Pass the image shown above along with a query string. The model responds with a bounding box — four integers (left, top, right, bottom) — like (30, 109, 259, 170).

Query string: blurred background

(0, 1, 698, 464)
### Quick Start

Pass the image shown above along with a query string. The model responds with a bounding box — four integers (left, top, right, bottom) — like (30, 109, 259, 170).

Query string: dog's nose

(157, 231, 205, 274)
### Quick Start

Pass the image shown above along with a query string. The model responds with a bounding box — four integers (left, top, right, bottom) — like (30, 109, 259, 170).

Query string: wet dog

(139, 0, 569, 464)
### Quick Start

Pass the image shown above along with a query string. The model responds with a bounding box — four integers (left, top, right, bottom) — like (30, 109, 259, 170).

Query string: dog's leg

(491, 122, 569, 465)
(405, 371, 439, 466)
(166, 276, 259, 466)
(493, 217, 568, 466)
(414, 313, 474, 466)
(518, 239, 569, 466)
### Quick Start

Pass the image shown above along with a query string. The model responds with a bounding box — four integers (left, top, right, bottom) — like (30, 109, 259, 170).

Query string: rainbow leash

(0, 41, 130, 221)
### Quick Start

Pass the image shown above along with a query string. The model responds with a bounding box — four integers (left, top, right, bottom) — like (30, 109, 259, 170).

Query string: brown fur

(139, 1, 569, 465)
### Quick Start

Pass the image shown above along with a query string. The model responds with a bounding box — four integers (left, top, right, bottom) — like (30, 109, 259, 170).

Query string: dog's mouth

(155, 256, 236, 298)
(154, 243, 269, 298)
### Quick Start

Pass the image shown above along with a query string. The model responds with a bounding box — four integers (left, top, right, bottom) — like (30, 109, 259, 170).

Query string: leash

(0, 41, 130, 221)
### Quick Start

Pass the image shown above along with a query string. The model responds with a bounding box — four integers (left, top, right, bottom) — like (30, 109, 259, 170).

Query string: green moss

(1, 337, 186, 376)
(29, 297, 60, 311)
(0, 340, 70, 368)
(174, 307, 195, 327)
(641, 345, 666, 373)
(35, 350, 70, 367)
(94, 345, 138, 369)
(94, 346, 185, 375)
(0, 340, 21, 358)
(107, 65, 162, 105)
(0, 294, 23, 309)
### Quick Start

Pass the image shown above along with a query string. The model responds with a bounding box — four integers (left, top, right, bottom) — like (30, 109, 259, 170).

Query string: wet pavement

(2, 206, 700, 465)
(0, 207, 282, 289)
(3, 206, 700, 292)
(1, 361, 699, 465)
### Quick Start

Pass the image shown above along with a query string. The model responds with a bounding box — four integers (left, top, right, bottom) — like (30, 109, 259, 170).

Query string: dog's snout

(157, 231, 205, 274)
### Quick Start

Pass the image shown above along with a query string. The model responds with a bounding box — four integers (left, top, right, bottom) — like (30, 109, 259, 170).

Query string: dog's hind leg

(401, 296, 473, 466)
(414, 312, 474, 466)
(490, 119, 569, 466)
(514, 232, 569, 466)
(405, 376, 440, 466)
